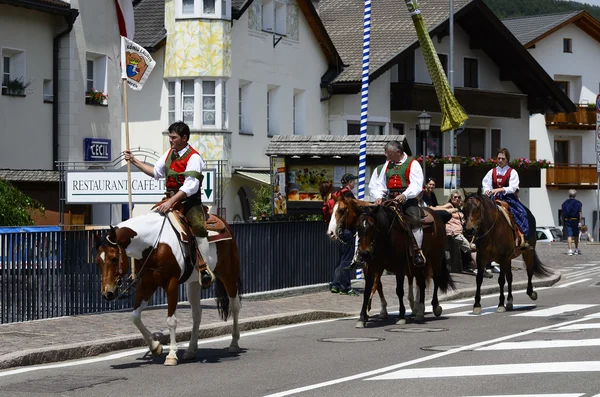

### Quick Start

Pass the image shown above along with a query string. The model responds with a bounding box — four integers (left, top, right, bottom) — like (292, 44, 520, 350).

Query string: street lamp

(417, 110, 432, 183)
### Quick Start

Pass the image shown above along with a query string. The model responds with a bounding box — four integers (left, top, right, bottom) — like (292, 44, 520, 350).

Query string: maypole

(404, 0, 467, 132)
(357, 0, 371, 200)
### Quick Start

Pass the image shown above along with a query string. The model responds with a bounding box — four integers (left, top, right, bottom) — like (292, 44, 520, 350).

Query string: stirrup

(414, 250, 426, 267)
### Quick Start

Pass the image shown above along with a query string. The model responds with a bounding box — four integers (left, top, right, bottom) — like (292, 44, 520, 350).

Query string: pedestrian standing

(561, 189, 582, 255)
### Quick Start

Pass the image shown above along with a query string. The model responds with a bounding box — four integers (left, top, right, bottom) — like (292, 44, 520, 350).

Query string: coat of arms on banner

(121, 36, 156, 90)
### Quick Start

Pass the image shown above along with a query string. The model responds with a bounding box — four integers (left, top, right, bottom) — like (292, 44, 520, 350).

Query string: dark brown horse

(95, 210, 242, 365)
(355, 203, 454, 327)
(463, 194, 551, 314)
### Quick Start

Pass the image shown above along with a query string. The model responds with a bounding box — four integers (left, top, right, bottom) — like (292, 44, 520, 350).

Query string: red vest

(492, 167, 512, 189)
(166, 147, 200, 191)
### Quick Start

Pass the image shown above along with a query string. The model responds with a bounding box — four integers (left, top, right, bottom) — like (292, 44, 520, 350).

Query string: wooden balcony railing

(546, 164, 598, 189)
(546, 105, 597, 129)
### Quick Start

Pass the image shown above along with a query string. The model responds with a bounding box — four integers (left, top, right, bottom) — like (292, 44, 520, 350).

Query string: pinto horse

(95, 210, 242, 366)
(463, 194, 551, 314)
(355, 204, 454, 327)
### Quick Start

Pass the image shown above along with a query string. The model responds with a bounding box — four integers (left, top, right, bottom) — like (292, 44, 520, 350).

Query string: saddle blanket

(167, 211, 232, 244)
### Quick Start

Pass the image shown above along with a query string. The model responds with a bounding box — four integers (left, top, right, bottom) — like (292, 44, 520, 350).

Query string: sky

(569, 0, 600, 7)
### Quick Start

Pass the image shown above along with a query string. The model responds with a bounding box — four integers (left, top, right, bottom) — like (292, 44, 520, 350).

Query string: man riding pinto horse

(124, 121, 215, 288)
(482, 147, 532, 251)
(367, 140, 426, 267)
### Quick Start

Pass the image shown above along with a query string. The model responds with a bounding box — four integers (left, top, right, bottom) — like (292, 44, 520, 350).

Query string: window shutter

(529, 140, 537, 160)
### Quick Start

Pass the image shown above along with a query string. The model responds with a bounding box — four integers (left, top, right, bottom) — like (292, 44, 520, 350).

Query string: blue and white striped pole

(355, 0, 371, 280)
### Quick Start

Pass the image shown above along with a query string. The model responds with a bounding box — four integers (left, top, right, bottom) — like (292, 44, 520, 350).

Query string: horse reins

(468, 196, 500, 242)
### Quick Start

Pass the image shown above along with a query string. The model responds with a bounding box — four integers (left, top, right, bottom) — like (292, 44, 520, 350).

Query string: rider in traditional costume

(368, 140, 426, 266)
(482, 147, 532, 250)
(124, 121, 215, 288)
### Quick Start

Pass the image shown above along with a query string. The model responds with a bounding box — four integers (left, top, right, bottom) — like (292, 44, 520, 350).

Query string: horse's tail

(532, 250, 552, 279)
(436, 257, 456, 293)
(214, 276, 243, 322)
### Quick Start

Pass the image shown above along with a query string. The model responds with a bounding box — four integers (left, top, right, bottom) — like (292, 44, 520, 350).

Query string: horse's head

(319, 180, 333, 200)
(463, 194, 485, 238)
(95, 226, 135, 301)
(327, 196, 361, 240)
(355, 206, 379, 262)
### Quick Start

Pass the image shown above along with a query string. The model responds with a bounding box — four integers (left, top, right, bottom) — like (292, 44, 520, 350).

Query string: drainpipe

(52, 9, 79, 170)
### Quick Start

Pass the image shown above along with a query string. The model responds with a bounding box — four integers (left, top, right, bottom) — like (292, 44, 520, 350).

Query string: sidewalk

(4, 242, 590, 370)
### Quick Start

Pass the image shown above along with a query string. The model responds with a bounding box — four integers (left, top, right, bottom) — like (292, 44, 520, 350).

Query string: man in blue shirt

(561, 189, 583, 255)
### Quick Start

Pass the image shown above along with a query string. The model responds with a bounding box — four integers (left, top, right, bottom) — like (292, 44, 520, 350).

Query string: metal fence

(0, 221, 340, 324)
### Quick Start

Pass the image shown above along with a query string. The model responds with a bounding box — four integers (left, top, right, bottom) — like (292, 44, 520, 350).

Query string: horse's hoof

(415, 314, 425, 322)
(529, 291, 538, 301)
(228, 345, 241, 353)
(151, 343, 163, 357)
(164, 356, 178, 366)
(433, 306, 443, 317)
(183, 350, 196, 361)
(497, 306, 506, 313)
(355, 321, 366, 328)
(506, 302, 513, 311)
(472, 307, 482, 315)
(396, 318, 407, 325)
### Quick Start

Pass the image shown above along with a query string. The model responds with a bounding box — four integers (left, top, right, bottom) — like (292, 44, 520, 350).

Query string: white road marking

(477, 338, 600, 350)
(367, 361, 600, 380)
(566, 268, 600, 278)
(462, 394, 583, 397)
(513, 304, 597, 317)
(263, 317, 593, 397)
(558, 323, 600, 330)
(451, 288, 551, 304)
(557, 279, 592, 288)
(446, 304, 534, 317)
(386, 303, 471, 316)
(0, 316, 349, 378)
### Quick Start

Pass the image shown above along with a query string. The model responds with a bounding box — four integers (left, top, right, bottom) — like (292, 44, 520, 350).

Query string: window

(556, 80, 569, 97)
(85, 53, 108, 99)
(464, 58, 479, 88)
(457, 128, 485, 157)
(262, 0, 286, 34)
(166, 78, 228, 129)
(392, 123, 405, 135)
(262, 0, 274, 32)
(239, 86, 244, 132)
(293, 90, 305, 135)
(554, 140, 569, 165)
(563, 38, 572, 53)
(221, 80, 227, 130)
(274, 0, 287, 35)
(178, 0, 231, 19)
(395, 51, 415, 82)
(86, 60, 94, 91)
(491, 129, 501, 157)
(43, 79, 53, 102)
(1, 48, 26, 95)
(416, 125, 442, 157)
(347, 122, 384, 135)
(437, 53, 448, 77)
(168, 81, 176, 125)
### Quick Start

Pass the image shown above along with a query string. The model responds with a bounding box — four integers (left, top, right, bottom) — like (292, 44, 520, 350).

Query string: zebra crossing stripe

(557, 279, 592, 288)
(461, 394, 584, 397)
(513, 304, 597, 317)
(557, 323, 600, 330)
(446, 304, 534, 316)
(366, 361, 600, 380)
(477, 338, 600, 350)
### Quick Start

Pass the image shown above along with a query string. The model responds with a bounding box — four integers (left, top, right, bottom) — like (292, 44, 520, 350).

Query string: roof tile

(502, 11, 581, 46)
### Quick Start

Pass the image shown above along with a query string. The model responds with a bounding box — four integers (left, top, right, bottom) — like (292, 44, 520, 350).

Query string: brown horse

(463, 194, 551, 314)
(355, 203, 454, 327)
(95, 210, 242, 365)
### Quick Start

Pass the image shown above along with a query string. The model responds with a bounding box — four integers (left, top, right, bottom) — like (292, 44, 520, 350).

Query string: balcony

(545, 105, 597, 130)
(546, 164, 598, 189)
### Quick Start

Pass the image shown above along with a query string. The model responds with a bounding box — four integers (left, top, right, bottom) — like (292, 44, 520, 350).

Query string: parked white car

(536, 226, 563, 243)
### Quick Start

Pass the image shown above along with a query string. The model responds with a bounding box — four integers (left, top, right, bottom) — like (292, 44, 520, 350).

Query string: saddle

(494, 200, 528, 249)
(167, 207, 232, 244)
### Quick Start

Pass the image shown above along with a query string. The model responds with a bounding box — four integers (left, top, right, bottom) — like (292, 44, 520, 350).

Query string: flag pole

(121, 36, 135, 278)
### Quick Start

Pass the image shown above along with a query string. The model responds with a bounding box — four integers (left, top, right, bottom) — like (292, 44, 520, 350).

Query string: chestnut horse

(463, 194, 551, 314)
(354, 203, 454, 327)
(95, 210, 242, 366)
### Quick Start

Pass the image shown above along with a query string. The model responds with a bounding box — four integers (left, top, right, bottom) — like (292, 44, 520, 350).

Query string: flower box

(85, 89, 108, 106)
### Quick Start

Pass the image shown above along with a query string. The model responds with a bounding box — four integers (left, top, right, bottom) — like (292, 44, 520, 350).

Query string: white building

(0, 0, 126, 226)
(504, 11, 600, 232)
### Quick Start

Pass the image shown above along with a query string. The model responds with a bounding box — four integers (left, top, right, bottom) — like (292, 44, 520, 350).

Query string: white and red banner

(115, 0, 135, 39)
(120, 36, 156, 90)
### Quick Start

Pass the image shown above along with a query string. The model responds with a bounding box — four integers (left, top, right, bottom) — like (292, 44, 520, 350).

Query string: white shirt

(482, 165, 519, 195)
(368, 153, 424, 201)
(153, 145, 205, 197)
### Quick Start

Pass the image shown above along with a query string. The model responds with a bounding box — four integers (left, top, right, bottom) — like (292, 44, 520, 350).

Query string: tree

(0, 179, 45, 226)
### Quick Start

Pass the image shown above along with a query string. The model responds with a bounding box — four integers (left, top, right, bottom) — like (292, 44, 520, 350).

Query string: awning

(234, 169, 271, 185)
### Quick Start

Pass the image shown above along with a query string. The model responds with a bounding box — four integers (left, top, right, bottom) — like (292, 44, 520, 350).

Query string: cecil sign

(66, 170, 215, 204)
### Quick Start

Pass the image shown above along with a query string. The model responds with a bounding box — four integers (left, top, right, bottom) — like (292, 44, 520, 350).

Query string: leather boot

(414, 249, 426, 267)
(196, 250, 215, 289)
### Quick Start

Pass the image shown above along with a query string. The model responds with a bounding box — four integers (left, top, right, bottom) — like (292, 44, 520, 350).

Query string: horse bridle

(467, 196, 500, 241)
(103, 214, 167, 299)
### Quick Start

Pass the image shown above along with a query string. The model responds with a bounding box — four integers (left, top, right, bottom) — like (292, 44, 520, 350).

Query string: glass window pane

(203, 81, 215, 95)
(203, 0, 216, 14)
(3, 57, 9, 72)
(203, 111, 216, 125)
(168, 81, 175, 95)
(182, 79, 194, 95)
(183, 98, 194, 123)
(87, 60, 94, 80)
(169, 112, 175, 125)
(182, 0, 194, 14)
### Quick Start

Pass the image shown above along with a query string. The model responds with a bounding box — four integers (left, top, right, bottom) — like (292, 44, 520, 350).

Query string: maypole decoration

(357, 0, 371, 201)
(404, 0, 467, 132)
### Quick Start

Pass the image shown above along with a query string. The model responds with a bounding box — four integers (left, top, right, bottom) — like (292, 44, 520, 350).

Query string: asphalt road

(0, 260, 599, 397)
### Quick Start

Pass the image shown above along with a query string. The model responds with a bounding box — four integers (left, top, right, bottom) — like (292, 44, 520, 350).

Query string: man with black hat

(330, 173, 360, 295)
(562, 189, 582, 255)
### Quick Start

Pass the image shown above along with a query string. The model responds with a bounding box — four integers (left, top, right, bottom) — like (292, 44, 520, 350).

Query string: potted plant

(2, 77, 31, 96)
(85, 89, 108, 106)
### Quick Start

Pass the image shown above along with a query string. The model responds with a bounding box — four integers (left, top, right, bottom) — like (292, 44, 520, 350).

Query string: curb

(0, 272, 561, 371)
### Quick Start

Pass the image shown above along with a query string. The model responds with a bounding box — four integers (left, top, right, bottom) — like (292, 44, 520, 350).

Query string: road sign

(202, 169, 215, 203)
(597, 152, 600, 173)
(596, 94, 600, 112)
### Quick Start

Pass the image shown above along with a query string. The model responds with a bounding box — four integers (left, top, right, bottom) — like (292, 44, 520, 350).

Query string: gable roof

(133, 0, 343, 71)
(319, 0, 574, 113)
(0, 0, 72, 16)
(503, 10, 600, 48)
(265, 135, 411, 157)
